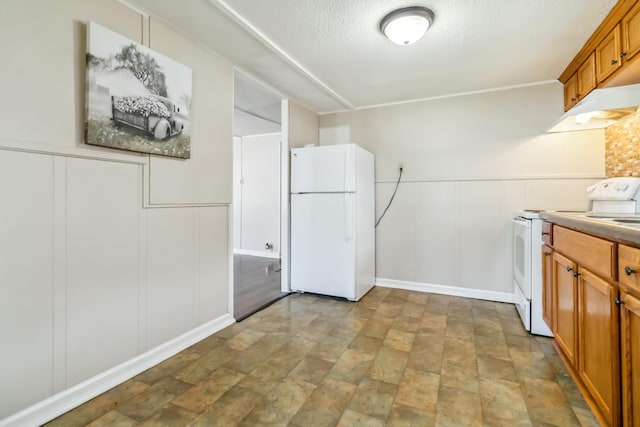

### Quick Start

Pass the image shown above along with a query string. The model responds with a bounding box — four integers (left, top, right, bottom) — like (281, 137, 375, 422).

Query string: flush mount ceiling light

(380, 6, 435, 45)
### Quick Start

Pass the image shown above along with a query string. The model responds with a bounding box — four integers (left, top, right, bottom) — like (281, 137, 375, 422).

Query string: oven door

(511, 216, 532, 300)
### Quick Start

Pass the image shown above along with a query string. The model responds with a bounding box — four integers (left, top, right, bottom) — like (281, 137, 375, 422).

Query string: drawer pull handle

(544, 252, 551, 257)
(625, 266, 636, 276)
(615, 297, 624, 306)
(542, 232, 550, 235)
(573, 271, 580, 278)
(566, 266, 573, 272)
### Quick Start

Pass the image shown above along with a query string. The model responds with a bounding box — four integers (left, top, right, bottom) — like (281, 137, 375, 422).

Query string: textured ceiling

(131, 0, 617, 114)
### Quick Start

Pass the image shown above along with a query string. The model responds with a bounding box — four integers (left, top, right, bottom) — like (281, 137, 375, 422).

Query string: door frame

(280, 99, 290, 293)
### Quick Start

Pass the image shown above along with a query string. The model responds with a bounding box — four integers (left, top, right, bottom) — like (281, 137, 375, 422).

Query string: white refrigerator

(290, 144, 375, 301)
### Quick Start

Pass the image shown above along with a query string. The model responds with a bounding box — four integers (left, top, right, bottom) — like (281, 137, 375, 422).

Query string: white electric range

(512, 209, 552, 337)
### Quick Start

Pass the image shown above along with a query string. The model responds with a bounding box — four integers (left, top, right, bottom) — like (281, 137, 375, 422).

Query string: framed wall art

(86, 22, 192, 159)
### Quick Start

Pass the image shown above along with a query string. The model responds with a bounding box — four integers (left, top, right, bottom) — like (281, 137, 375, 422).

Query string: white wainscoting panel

(0, 150, 55, 418)
(375, 182, 418, 282)
(458, 181, 511, 292)
(415, 181, 458, 286)
(374, 178, 596, 298)
(198, 207, 229, 323)
(65, 158, 140, 387)
(146, 208, 197, 349)
(53, 157, 68, 394)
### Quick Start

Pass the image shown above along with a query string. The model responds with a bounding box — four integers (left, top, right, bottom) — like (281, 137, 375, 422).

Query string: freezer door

(291, 193, 356, 299)
(291, 145, 355, 193)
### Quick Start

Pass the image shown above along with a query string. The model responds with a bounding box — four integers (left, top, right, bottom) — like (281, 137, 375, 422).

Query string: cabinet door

(622, 1, 640, 63)
(620, 244, 640, 292)
(553, 252, 578, 366)
(621, 292, 640, 427)
(578, 268, 620, 427)
(564, 73, 578, 111)
(577, 52, 596, 100)
(596, 24, 623, 82)
(542, 245, 553, 329)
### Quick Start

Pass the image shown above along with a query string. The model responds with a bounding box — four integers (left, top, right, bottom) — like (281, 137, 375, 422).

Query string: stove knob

(586, 185, 596, 193)
(615, 183, 629, 191)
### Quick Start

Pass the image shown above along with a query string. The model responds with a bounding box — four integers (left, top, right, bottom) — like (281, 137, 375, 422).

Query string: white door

(240, 134, 281, 255)
(290, 193, 356, 299)
(291, 145, 355, 193)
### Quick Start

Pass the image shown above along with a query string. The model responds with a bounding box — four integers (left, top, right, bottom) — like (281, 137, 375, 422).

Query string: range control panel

(587, 177, 640, 201)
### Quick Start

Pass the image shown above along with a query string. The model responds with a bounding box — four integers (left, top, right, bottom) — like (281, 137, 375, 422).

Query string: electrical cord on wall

(375, 166, 403, 227)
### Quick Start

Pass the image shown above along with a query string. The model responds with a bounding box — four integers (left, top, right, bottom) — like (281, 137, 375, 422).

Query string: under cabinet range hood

(548, 83, 640, 133)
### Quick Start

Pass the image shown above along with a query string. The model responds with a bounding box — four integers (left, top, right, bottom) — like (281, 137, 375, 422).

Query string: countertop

(540, 211, 640, 247)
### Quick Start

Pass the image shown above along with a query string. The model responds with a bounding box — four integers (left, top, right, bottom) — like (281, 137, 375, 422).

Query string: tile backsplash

(606, 110, 640, 177)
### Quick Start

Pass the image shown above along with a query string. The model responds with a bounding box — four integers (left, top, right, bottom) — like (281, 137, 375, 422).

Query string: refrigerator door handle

(345, 193, 354, 240)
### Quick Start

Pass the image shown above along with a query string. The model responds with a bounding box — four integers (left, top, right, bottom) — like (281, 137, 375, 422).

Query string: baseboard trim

(233, 249, 280, 259)
(0, 314, 235, 427)
(375, 278, 515, 304)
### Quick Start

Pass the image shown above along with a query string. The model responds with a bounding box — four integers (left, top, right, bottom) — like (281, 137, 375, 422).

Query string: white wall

(320, 82, 606, 297)
(0, 0, 233, 421)
(147, 19, 233, 205)
(281, 100, 320, 290)
(287, 100, 320, 148)
(234, 108, 281, 136)
(233, 133, 281, 256)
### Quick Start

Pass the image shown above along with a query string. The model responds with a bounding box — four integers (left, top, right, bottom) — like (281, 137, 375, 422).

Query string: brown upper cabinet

(596, 24, 622, 82)
(560, 0, 640, 111)
(622, 1, 640, 62)
(564, 54, 597, 110)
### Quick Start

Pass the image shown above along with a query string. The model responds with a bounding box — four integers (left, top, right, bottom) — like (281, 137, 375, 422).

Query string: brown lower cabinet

(620, 291, 640, 426)
(544, 225, 629, 427)
(577, 267, 620, 426)
(552, 251, 578, 366)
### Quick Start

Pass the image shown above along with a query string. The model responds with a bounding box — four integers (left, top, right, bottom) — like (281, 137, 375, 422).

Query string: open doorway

(233, 71, 289, 320)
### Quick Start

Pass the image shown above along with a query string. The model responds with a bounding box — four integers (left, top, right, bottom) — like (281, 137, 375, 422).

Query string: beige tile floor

(45, 288, 599, 426)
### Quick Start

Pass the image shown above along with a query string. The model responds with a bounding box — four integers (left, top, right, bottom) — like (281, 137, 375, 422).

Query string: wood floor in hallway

(45, 287, 598, 426)
(233, 254, 288, 321)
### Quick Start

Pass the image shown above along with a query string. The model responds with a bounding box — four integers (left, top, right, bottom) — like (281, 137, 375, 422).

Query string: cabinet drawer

(542, 222, 553, 245)
(553, 226, 616, 280)
(619, 245, 640, 291)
